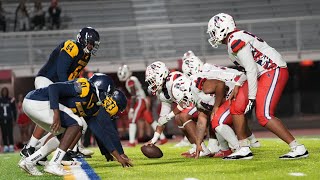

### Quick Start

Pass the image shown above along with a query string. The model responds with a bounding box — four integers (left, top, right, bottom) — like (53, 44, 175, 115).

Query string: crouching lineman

(18, 73, 132, 176)
(145, 61, 214, 157)
(117, 65, 167, 147)
(181, 51, 260, 157)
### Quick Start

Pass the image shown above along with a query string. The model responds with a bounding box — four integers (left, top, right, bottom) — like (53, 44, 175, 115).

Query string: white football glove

(245, 99, 256, 114)
(128, 108, 134, 119)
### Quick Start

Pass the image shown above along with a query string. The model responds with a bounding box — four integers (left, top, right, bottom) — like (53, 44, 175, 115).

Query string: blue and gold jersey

(37, 40, 91, 83)
(25, 78, 99, 118)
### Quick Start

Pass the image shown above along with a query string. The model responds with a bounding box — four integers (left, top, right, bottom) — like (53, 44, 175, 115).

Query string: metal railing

(0, 15, 320, 76)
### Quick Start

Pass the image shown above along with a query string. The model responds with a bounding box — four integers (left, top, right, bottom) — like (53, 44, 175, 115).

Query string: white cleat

(18, 158, 43, 176)
(44, 162, 71, 176)
(223, 146, 253, 160)
(61, 160, 82, 166)
(250, 140, 261, 148)
(174, 139, 191, 148)
(279, 145, 309, 160)
(78, 147, 94, 156)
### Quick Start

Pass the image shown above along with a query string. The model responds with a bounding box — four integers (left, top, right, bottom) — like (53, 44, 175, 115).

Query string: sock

(201, 142, 209, 152)
(247, 133, 258, 143)
(129, 123, 137, 144)
(50, 148, 66, 164)
(207, 138, 220, 153)
(36, 133, 51, 150)
(215, 132, 230, 151)
(26, 137, 59, 165)
(27, 135, 39, 148)
(239, 139, 250, 147)
(215, 124, 240, 150)
(289, 139, 300, 148)
(72, 144, 78, 152)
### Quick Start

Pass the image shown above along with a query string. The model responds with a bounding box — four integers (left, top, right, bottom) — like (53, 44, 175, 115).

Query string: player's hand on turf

(105, 153, 114, 161)
(121, 154, 131, 161)
(51, 109, 61, 134)
(195, 144, 203, 159)
(118, 157, 133, 167)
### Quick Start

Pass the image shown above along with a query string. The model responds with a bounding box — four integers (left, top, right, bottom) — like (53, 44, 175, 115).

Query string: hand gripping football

(141, 144, 163, 158)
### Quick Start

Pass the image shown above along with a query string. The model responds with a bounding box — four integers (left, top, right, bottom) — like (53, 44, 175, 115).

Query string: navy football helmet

(112, 89, 127, 112)
(89, 73, 115, 104)
(77, 27, 100, 55)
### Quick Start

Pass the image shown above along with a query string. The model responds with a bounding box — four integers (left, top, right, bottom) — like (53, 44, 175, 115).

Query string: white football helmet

(182, 50, 195, 60)
(117, 65, 132, 82)
(182, 53, 204, 77)
(145, 61, 170, 94)
(171, 76, 193, 108)
(207, 13, 236, 48)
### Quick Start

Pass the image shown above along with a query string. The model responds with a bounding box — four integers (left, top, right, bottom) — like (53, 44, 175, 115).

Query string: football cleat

(250, 140, 261, 148)
(78, 146, 94, 156)
(126, 142, 136, 147)
(158, 138, 168, 145)
(174, 138, 191, 148)
(279, 145, 309, 159)
(18, 158, 43, 176)
(44, 162, 71, 176)
(213, 149, 233, 158)
(3, 145, 9, 153)
(20, 146, 35, 157)
(223, 146, 253, 160)
(61, 160, 82, 166)
(36, 156, 48, 166)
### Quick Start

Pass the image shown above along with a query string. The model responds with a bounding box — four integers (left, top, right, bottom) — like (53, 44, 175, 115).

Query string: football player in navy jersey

(18, 74, 132, 176)
(22, 27, 100, 159)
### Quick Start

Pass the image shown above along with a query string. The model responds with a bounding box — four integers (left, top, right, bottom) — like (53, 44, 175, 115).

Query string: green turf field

(1, 138, 320, 180)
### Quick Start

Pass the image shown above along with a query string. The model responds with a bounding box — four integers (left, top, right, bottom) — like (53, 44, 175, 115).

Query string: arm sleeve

(236, 45, 258, 99)
(56, 51, 74, 82)
(48, 82, 79, 109)
(159, 101, 172, 117)
(87, 107, 124, 154)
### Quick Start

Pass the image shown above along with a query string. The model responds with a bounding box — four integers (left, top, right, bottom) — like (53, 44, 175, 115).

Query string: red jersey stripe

(231, 39, 246, 53)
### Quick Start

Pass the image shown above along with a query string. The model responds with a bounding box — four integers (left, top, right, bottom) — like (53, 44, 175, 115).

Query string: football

(140, 144, 163, 158)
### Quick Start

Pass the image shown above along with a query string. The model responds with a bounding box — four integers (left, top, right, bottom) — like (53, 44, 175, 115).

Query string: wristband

(176, 105, 184, 111)
(167, 111, 175, 119)
(151, 132, 161, 144)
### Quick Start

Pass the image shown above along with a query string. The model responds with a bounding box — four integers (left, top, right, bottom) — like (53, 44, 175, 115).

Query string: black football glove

(245, 99, 256, 114)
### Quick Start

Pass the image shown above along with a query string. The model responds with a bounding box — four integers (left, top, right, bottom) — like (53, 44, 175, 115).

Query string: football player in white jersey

(181, 51, 260, 158)
(206, 13, 308, 159)
(117, 65, 167, 147)
(145, 61, 213, 157)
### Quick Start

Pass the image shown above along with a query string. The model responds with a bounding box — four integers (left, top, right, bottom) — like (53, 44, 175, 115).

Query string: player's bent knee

(256, 114, 269, 127)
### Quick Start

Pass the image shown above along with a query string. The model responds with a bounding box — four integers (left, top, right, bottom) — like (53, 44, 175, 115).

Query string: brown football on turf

(141, 144, 163, 158)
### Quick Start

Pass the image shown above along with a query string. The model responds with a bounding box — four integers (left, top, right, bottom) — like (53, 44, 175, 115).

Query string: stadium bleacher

(0, 0, 320, 74)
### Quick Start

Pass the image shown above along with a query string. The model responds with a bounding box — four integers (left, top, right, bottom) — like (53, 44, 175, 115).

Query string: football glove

(245, 99, 256, 114)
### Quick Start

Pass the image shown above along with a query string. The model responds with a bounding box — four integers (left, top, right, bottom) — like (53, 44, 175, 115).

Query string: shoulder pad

(62, 40, 79, 58)
(75, 78, 91, 97)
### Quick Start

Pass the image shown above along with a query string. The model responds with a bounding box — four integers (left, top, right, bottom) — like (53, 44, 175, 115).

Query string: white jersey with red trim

(189, 64, 245, 111)
(227, 30, 287, 77)
(201, 63, 246, 87)
(156, 71, 184, 116)
(125, 76, 146, 99)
